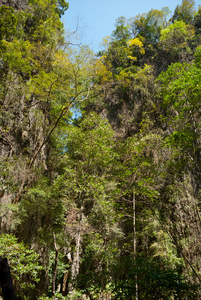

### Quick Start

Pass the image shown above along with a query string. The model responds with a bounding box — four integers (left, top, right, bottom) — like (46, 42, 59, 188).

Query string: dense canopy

(0, 0, 201, 299)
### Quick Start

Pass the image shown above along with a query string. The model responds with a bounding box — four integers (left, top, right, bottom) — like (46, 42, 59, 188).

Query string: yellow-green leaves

(0, 6, 16, 41)
(172, 0, 196, 24)
(126, 37, 145, 61)
(25, 0, 64, 45)
(130, 7, 171, 44)
(93, 57, 113, 84)
(160, 21, 195, 54)
(0, 39, 34, 74)
(194, 45, 201, 68)
(127, 37, 145, 54)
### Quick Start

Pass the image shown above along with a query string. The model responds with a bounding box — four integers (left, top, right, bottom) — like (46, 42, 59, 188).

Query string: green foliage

(1, 39, 34, 74)
(172, 0, 196, 24)
(0, 234, 43, 298)
(39, 292, 67, 299)
(132, 7, 171, 44)
(113, 257, 198, 299)
(101, 16, 133, 73)
(194, 6, 201, 34)
(55, 0, 69, 17)
(25, 0, 65, 44)
(52, 113, 122, 294)
(158, 61, 201, 156)
(18, 178, 65, 244)
(0, 6, 17, 40)
(194, 44, 201, 67)
(160, 20, 195, 56)
(56, 113, 120, 238)
(112, 16, 131, 41)
(1, 0, 201, 298)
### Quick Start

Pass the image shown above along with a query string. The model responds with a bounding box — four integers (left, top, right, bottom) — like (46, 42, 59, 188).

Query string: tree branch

(13, 88, 91, 203)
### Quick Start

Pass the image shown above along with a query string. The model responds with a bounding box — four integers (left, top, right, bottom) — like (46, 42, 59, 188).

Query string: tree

(158, 60, 201, 187)
(172, 0, 196, 24)
(0, 6, 16, 40)
(47, 113, 122, 295)
(116, 133, 160, 299)
(112, 16, 131, 41)
(155, 54, 201, 284)
(194, 6, 201, 34)
(2, 0, 201, 298)
(0, 234, 43, 299)
(130, 7, 171, 45)
(159, 20, 195, 60)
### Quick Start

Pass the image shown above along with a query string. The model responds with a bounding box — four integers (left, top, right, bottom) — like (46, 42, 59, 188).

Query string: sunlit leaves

(0, 6, 16, 41)
(131, 7, 171, 44)
(158, 61, 201, 119)
(0, 234, 43, 294)
(92, 57, 113, 84)
(0, 39, 34, 74)
(57, 112, 118, 226)
(112, 16, 130, 41)
(157, 58, 201, 185)
(172, 0, 196, 24)
(55, 0, 69, 17)
(65, 113, 116, 172)
(160, 21, 195, 54)
(127, 37, 145, 55)
(25, 0, 65, 45)
(194, 45, 201, 68)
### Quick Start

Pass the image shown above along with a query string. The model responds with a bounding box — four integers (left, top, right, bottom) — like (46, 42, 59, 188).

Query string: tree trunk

(69, 205, 83, 292)
(133, 191, 138, 300)
(0, 257, 17, 300)
(52, 233, 59, 299)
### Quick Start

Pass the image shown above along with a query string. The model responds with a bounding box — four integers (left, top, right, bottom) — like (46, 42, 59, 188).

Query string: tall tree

(172, 0, 196, 24)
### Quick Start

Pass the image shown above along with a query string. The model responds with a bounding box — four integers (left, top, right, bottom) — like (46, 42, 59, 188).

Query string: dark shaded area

(0, 256, 17, 300)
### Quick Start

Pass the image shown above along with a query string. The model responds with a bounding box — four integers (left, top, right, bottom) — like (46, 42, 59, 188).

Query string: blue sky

(63, 0, 201, 53)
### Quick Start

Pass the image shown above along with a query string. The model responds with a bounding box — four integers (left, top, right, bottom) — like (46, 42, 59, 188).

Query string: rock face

(0, 0, 27, 9)
(0, 75, 49, 231)
(0, 89, 49, 226)
(0, 0, 57, 233)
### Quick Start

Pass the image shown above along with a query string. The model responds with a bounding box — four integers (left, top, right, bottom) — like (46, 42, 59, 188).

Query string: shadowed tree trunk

(133, 191, 138, 300)
(69, 204, 83, 293)
(52, 233, 59, 300)
(0, 257, 17, 300)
